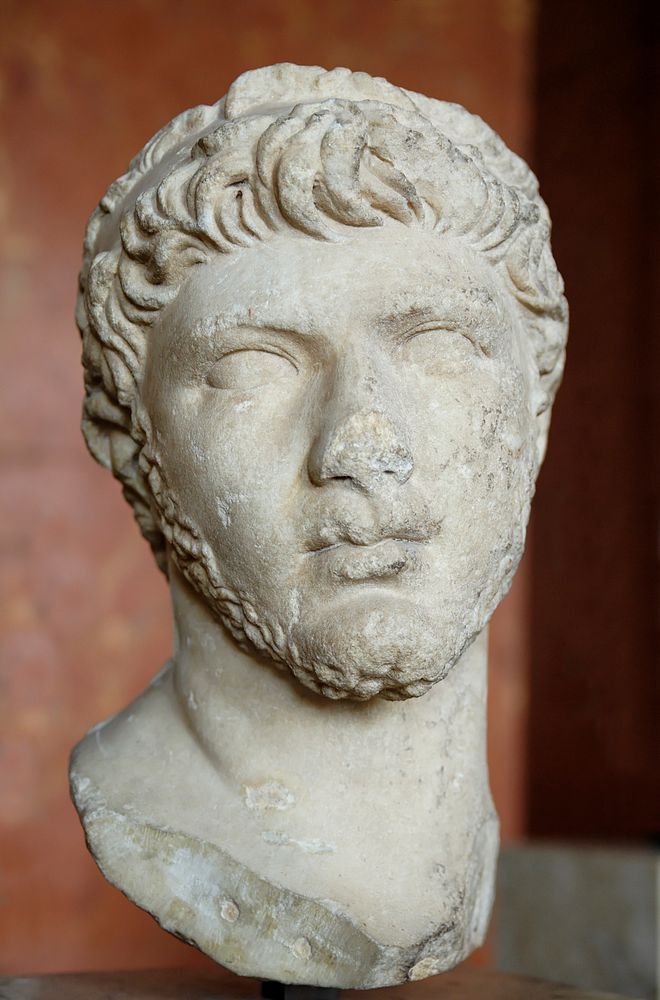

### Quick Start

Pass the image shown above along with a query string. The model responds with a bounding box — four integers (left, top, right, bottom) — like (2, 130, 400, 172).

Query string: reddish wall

(0, 0, 535, 974)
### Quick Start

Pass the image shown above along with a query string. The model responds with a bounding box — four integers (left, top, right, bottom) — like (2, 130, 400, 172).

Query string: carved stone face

(143, 223, 537, 700)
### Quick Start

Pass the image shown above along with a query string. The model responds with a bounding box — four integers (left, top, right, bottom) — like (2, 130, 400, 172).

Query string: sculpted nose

(309, 408, 413, 490)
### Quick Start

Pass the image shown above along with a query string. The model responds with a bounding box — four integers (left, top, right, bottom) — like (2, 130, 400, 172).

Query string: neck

(170, 562, 493, 824)
(72, 559, 499, 972)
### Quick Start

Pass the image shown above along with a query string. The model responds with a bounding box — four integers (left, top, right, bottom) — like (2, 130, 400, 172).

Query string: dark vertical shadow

(528, 0, 659, 838)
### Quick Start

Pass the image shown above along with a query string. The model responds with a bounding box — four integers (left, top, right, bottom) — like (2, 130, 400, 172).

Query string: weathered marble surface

(0, 969, 638, 1000)
(70, 63, 567, 986)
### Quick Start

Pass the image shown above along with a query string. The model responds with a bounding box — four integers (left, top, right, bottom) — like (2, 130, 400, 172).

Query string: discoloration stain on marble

(261, 831, 336, 855)
(219, 899, 240, 923)
(244, 781, 295, 812)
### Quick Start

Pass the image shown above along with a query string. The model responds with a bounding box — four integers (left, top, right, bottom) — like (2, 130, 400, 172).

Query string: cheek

(411, 363, 534, 503)
(152, 386, 309, 556)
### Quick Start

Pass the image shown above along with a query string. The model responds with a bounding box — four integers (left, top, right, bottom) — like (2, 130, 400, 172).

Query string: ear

(534, 405, 552, 470)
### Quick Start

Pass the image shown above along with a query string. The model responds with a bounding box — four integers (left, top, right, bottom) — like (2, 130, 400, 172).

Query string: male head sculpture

(71, 64, 567, 986)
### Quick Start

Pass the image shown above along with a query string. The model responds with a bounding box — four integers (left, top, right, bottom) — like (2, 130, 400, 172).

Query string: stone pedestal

(0, 968, 641, 1000)
(496, 844, 658, 1000)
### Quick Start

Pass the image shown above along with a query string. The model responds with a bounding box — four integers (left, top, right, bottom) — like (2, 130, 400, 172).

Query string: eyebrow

(191, 312, 317, 341)
(191, 287, 504, 343)
(378, 291, 503, 333)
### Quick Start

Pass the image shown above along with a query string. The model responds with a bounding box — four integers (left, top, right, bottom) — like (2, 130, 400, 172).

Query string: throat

(169, 560, 491, 830)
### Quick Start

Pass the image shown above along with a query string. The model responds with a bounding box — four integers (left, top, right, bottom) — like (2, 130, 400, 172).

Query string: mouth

(308, 537, 424, 582)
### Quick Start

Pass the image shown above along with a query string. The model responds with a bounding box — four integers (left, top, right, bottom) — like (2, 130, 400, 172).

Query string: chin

(284, 597, 459, 701)
(204, 564, 469, 702)
(170, 525, 470, 702)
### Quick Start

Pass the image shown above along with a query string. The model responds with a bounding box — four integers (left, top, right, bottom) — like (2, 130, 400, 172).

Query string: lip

(309, 537, 422, 582)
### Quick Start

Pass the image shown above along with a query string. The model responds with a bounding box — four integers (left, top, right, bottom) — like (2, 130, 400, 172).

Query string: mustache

(302, 489, 442, 552)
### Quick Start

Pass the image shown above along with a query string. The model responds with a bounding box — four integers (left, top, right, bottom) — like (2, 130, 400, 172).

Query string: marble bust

(70, 64, 567, 987)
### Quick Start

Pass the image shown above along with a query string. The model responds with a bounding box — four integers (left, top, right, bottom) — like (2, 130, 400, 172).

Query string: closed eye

(206, 349, 297, 391)
(401, 325, 484, 374)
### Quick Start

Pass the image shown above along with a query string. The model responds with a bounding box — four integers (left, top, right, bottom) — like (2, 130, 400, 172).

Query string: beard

(142, 429, 531, 702)
(277, 595, 458, 701)
(235, 598, 453, 701)
(141, 446, 481, 702)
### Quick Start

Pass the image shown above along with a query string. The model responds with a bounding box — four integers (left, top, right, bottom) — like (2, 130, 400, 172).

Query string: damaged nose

(310, 409, 413, 490)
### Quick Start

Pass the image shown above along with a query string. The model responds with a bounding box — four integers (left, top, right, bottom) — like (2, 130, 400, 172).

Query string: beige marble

(70, 64, 567, 986)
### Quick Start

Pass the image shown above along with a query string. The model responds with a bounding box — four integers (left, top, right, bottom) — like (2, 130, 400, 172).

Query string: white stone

(70, 63, 567, 987)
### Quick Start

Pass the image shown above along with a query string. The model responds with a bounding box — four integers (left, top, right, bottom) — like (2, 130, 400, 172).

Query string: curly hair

(77, 64, 567, 572)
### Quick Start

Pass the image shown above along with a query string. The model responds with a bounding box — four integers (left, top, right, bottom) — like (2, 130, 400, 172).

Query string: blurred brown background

(0, 0, 657, 977)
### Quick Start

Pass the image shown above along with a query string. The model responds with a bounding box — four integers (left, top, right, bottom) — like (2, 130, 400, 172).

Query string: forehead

(166, 226, 512, 336)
